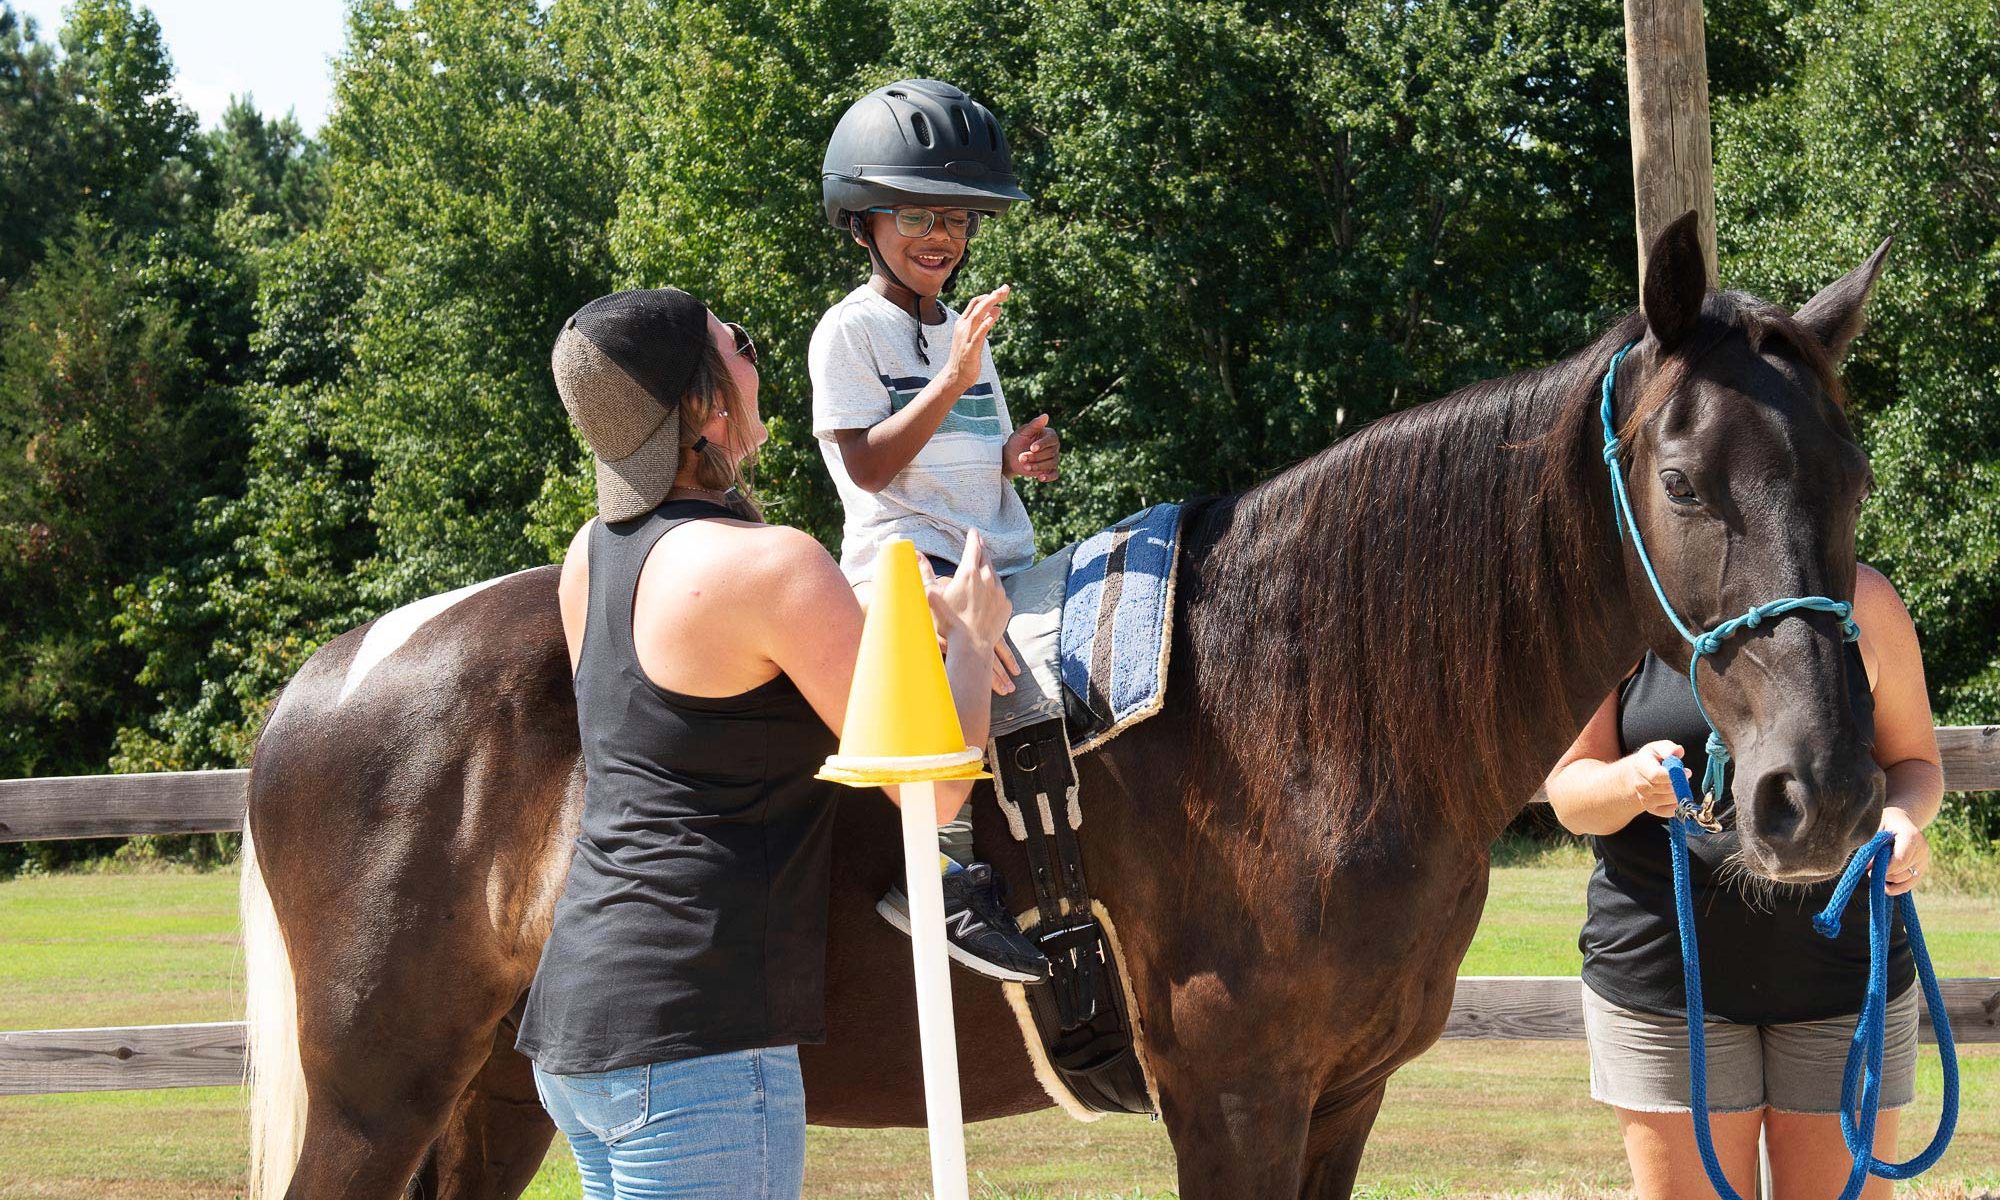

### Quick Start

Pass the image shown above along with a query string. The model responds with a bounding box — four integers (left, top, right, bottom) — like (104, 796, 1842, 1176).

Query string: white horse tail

(242, 823, 307, 1199)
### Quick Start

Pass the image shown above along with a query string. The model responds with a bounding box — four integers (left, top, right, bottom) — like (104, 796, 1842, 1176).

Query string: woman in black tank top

(518, 289, 1012, 1199)
(1544, 564, 1943, 1200)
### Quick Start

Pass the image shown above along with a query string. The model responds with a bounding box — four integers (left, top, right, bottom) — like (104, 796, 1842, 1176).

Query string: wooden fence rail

(3, 727, 1996, 843)
(5, 975, 1996, 1096)
(2, 731, 1997, 1096)
(0, 768, 248, 842)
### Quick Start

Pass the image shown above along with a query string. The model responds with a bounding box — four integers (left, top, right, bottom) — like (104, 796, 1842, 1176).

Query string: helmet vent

(886, 88, 907, 98)
(984, 114, 999, 151)
(951, 105, 973, 145)
(909, 111, 934, 147)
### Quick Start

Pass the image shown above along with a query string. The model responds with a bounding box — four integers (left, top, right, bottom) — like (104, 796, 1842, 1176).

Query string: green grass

(1, 861, 1994, 1198)
(0, 868, 241, 1030)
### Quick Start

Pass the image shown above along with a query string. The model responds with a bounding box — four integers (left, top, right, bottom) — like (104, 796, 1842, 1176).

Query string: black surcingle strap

(994, 719, 1156, 1117)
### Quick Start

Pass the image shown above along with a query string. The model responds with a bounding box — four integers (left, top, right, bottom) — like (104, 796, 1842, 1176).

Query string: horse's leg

(280, 925, 526, 1200)
(1153, 1051, 1315, 1198)
(283, 1020, 495, 1200)
(410, 1006, 556, 1200)
(1297, 1082, 1390, 1199)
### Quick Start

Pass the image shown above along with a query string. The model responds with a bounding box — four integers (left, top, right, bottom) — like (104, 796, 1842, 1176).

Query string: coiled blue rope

(1600, 343, 1958, 1198)
(1812, 822, 1960, 1181)
(1666, 760, 1958, 1200)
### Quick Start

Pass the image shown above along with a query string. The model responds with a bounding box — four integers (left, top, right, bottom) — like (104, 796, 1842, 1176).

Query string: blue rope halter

(1598, 342, 1957, 1200)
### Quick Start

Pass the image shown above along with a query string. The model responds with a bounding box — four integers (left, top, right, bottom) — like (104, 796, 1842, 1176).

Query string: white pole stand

(898, 780, 970, 1200)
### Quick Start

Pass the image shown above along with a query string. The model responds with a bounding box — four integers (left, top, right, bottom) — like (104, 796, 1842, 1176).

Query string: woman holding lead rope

(1545, 558, 1942, 1200)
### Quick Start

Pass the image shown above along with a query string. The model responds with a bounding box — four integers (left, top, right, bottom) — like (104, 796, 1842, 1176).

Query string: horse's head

(1616, 213, 1891, 881)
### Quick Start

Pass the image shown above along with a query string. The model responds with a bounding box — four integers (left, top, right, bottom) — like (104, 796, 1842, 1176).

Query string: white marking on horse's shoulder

(336, 569, 532, 705)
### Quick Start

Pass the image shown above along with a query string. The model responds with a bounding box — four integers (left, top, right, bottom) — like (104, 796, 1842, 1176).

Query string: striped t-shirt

(809, 285, 1036, 583)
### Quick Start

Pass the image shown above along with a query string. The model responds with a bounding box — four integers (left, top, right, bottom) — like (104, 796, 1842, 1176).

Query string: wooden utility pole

(1624, 0, 1719, 287)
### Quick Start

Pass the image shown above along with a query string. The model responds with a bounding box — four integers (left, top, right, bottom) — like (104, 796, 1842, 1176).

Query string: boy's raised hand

(942, 285, 1009, 395)
(1003, 413, 1060, 482)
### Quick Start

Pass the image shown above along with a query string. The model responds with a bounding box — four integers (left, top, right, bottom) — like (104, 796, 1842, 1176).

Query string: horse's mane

(1179, 319, 1640, 855)
(1177, 295, 1846, 857)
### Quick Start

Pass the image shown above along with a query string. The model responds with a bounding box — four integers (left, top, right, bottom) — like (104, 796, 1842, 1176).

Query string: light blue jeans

(531, 1046, 806, 1199)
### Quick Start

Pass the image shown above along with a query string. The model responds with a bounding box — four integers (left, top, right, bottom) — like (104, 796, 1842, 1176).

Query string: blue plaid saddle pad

(1059, 503, 1183, 752)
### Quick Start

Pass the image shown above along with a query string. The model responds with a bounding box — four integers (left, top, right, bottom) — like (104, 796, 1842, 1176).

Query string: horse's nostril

(1751, 771, 1811, 843)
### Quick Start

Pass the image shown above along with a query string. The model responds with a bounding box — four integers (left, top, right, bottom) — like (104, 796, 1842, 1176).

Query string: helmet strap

(852, 213, 933, 366)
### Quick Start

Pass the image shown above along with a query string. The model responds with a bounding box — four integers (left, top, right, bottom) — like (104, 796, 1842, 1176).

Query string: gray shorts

(1582, 983, 1919, 1115)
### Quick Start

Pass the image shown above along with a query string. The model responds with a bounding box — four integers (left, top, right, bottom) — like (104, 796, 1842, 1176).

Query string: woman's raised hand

(941, 285, 1009, 395)
(1624, 740, 1687, 819)
(929, 530, 1011, 653)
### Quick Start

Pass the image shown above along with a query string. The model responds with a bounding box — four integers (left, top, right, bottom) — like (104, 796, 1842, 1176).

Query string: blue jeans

(531, 1046, 806, 1199)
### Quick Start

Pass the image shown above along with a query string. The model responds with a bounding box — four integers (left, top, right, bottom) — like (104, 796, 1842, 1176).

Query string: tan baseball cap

(551, 288, 710, 522)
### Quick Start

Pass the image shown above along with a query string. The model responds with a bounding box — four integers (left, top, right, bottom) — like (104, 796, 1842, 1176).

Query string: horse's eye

(1661, 469, 1700, 507)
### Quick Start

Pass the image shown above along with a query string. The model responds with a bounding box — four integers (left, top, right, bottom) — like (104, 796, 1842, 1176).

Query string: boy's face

(859, 207, 968, 298)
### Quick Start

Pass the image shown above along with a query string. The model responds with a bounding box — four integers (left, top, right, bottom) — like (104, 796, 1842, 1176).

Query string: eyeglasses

(724, 321, 758, 368)
(866, 206, 985, 241)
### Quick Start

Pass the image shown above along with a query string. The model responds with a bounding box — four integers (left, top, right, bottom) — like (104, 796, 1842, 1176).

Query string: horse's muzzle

(1733, 752, 1886, 882)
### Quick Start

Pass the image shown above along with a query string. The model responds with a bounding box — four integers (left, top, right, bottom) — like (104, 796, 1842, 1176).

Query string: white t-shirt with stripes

(809, 285, 1037, 584)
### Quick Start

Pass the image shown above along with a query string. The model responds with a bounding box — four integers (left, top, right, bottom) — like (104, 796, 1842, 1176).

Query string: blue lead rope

(1665, 761, 1958, 1200)
(1600, 343, 1958, 1198)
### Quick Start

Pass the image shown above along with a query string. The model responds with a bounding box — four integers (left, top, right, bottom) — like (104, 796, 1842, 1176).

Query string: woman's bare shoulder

(691, 519, 829, 569)
(1853, 561, 1914, 628)
(559, 520, 593, 575)
(666, 519, 845, 605)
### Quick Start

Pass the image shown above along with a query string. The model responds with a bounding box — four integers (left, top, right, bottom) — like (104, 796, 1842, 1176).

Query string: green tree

(110, 226, 365, 776)
(313, 0, 621, 604)
(202, 95, 329, 234)
(557, 0, 892, 552)
(111, 0, 624, 781)
(55, 0, 199, 236)
(878, 0, 1639, 546)
(1, 0, 201, 284)
(0, 7, 326, 873)
(0, 224, 197, 781)
(1716, 0, 2000, 825)
(99, 93, 339, 778)
(0, 5, 77, 282)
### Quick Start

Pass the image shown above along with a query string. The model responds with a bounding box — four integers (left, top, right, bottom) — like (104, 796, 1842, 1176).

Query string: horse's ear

(1794, 237, 1892, 364)
(1641, 211, 1708, 352)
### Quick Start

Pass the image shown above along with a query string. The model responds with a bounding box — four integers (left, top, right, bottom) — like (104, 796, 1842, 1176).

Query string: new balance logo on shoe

(876, 866, 1052, 984)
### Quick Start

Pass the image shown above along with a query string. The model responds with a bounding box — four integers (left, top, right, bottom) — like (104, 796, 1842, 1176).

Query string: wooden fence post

(1624, 0, 1719, 287)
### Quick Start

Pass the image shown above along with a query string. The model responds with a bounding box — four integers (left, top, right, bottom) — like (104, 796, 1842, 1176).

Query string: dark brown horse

(243, 215, 1891, 1198)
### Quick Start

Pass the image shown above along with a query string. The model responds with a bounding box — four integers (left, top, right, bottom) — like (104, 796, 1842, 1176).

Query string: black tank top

(1578, 646, 1912, 1025)
(517, 500, 842, 1074)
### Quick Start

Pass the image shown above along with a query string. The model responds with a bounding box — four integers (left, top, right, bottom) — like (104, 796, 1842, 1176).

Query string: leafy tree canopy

(2, 0, 1996, 870)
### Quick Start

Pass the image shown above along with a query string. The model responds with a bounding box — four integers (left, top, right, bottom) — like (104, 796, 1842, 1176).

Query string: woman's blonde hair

(678, 339, 762, 519)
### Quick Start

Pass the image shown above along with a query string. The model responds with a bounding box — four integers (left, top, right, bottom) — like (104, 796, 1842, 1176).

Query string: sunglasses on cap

(865, 206, 986, 241)
(723, 321, 758, 368)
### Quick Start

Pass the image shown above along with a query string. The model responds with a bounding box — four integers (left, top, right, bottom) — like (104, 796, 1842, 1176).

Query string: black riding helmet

(822, 79, 1030, 363)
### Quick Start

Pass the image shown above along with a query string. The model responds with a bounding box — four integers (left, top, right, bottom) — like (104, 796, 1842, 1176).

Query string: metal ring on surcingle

(1014, 741, 1042, 773)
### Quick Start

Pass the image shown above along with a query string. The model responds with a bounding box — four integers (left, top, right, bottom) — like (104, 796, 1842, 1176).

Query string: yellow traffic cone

(818, 539, 990, 786)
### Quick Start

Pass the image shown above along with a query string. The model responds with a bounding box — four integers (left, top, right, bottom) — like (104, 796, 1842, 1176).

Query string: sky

(14, 0, 347, 133)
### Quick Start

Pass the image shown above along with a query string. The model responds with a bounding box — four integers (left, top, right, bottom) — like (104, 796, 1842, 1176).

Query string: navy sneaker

(878, 863, 1051, 984)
